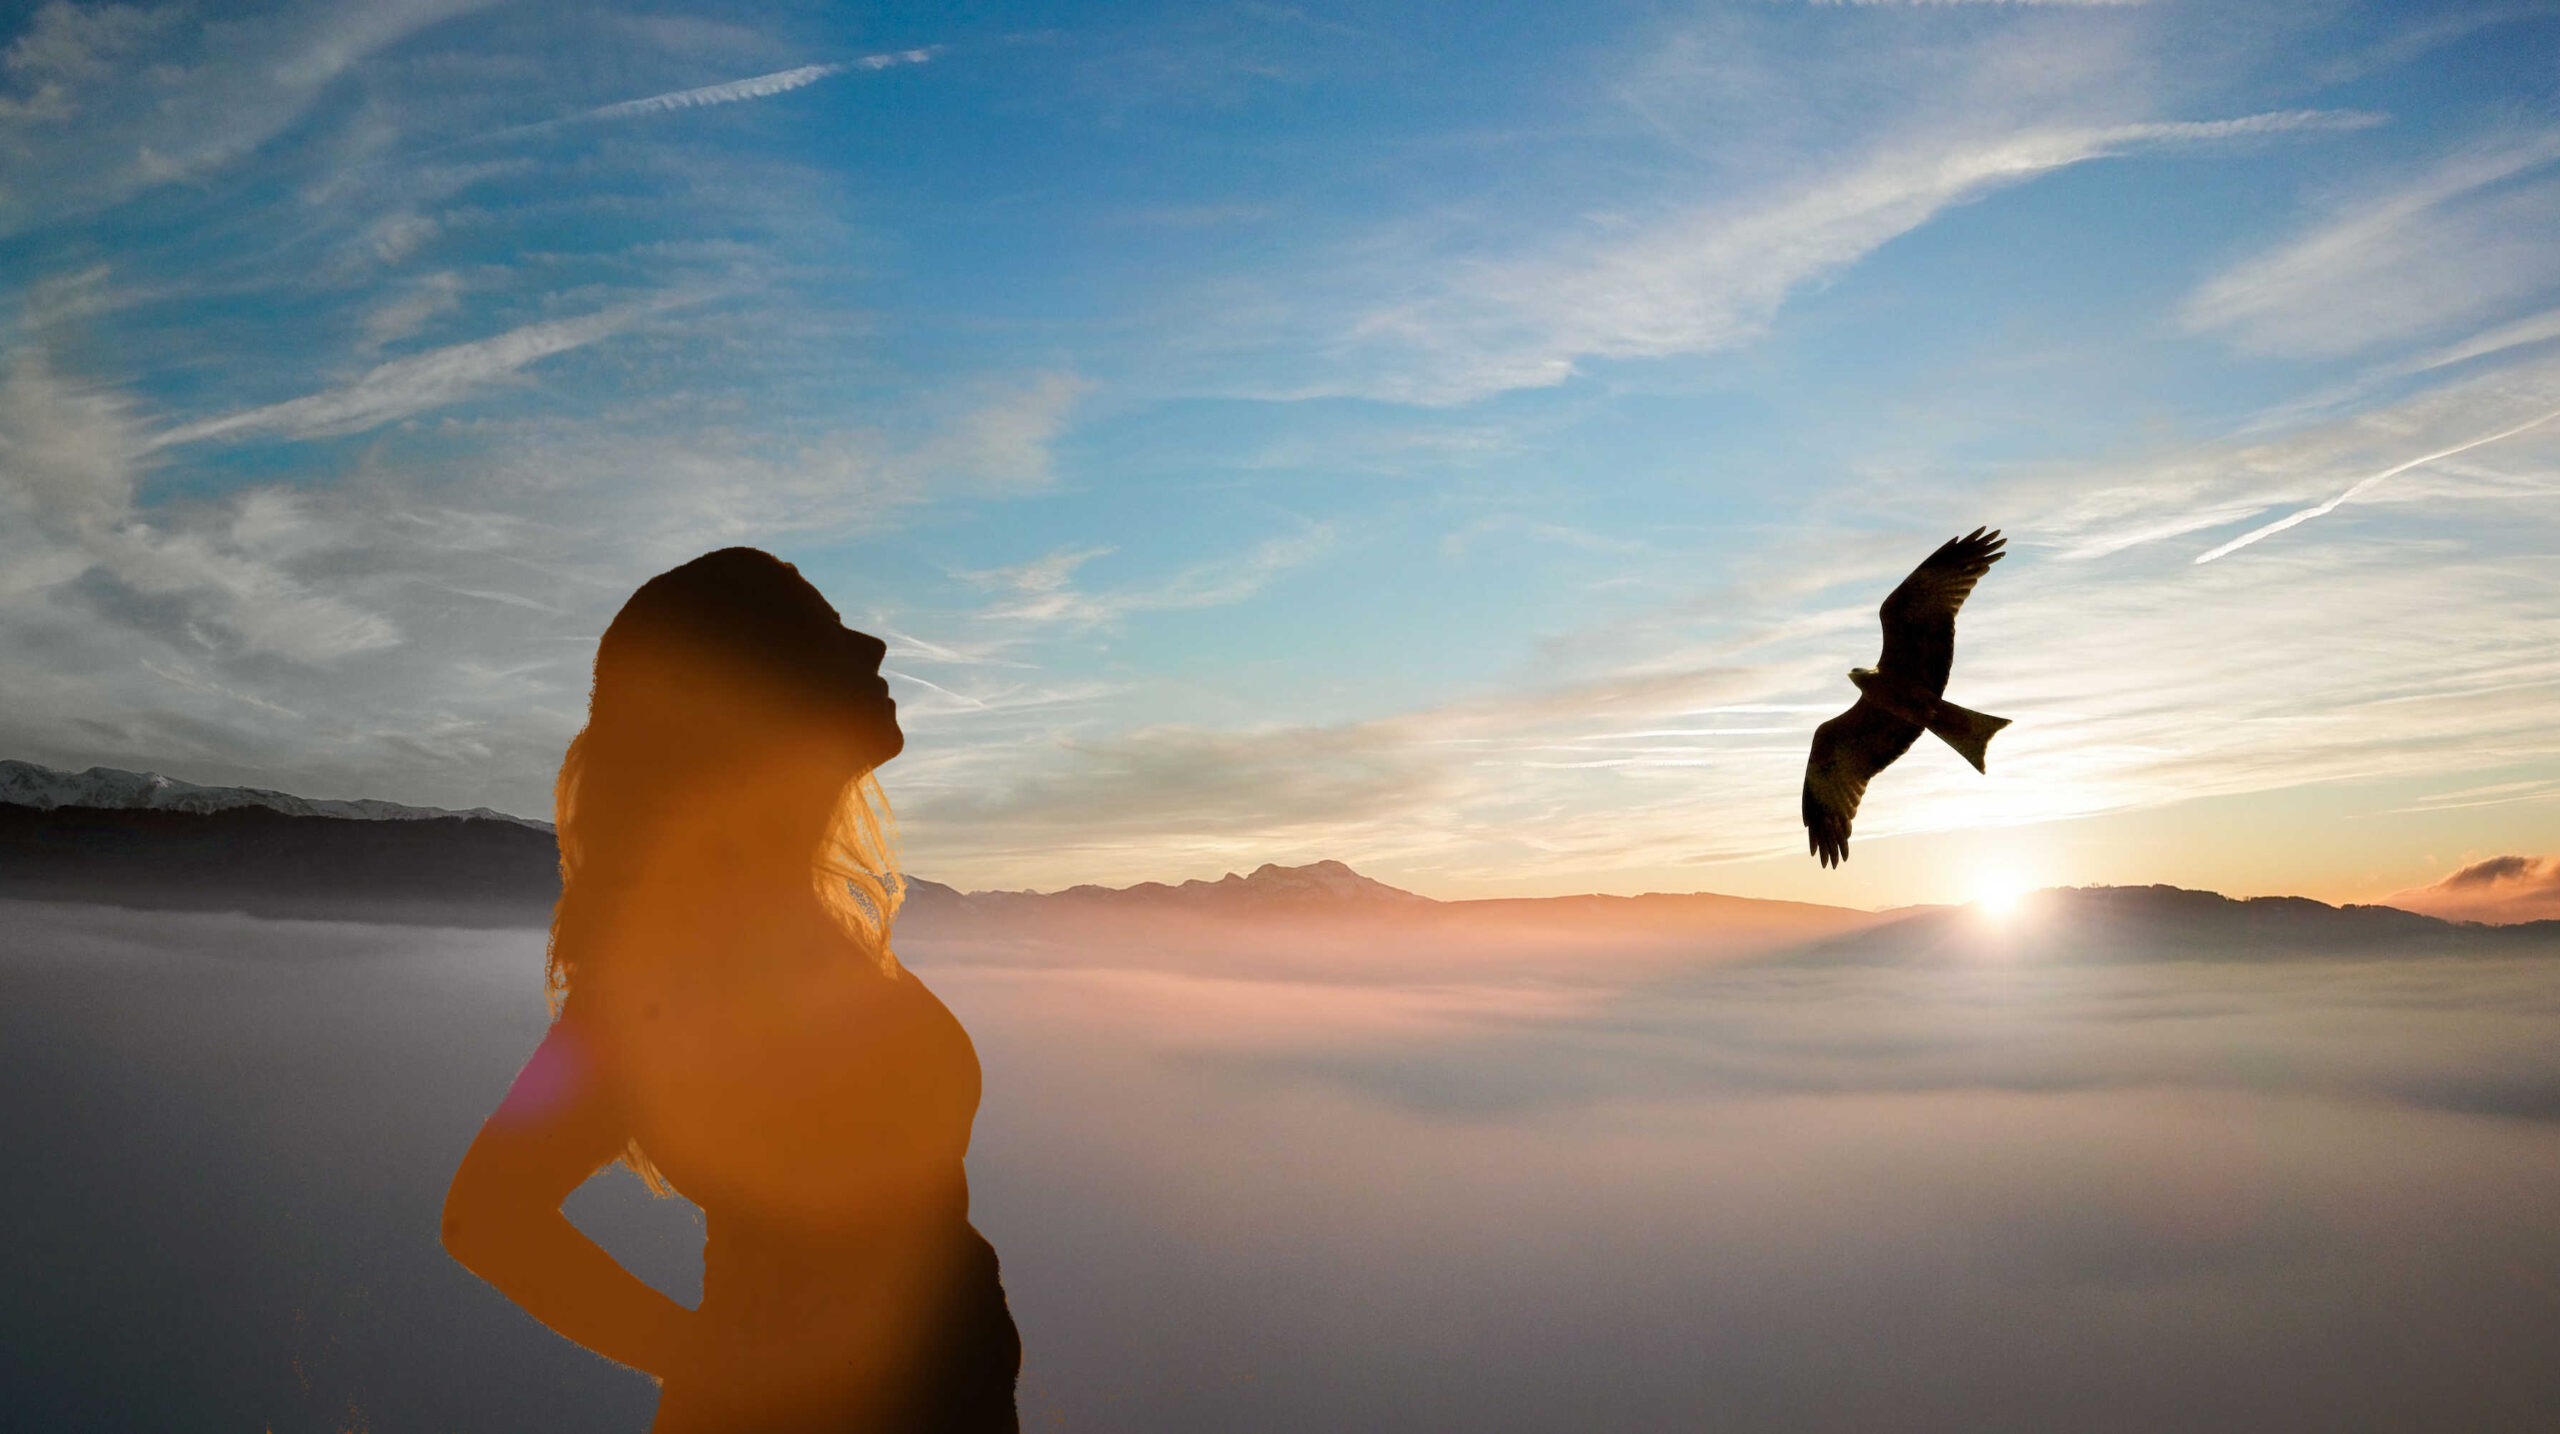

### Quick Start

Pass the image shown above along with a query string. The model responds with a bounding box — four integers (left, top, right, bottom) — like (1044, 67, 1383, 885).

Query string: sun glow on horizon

(1975, 872, 2030, 920)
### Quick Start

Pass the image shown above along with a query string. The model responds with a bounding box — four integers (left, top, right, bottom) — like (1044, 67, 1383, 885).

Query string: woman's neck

(645, 833, 820, 907)
(650, 763, 838, 886)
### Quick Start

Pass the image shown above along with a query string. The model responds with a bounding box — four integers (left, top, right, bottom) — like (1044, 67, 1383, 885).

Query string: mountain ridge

(0, 759, 548, 830)
(1778, 882, 2560, 965)
(5, 760, 2555, 962)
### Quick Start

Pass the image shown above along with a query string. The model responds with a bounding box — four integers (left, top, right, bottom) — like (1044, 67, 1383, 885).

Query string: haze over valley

(8, 771, 2560, 1430)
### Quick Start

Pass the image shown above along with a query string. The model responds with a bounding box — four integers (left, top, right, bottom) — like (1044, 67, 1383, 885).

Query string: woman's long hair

(544, 549, 904, 1191)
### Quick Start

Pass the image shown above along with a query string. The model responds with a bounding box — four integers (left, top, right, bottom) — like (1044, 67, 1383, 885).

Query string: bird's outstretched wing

(1802, 697, 1924, 868)
(1878, 527, 2004, 693)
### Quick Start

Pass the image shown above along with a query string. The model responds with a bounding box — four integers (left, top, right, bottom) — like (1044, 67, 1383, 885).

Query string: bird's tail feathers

(1927, 700, 2010, 774)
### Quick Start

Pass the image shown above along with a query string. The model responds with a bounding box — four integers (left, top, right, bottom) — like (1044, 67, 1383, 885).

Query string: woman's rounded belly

(609, 968, 981, 1228)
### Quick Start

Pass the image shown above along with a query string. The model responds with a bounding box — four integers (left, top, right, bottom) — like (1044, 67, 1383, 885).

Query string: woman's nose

(846, 629, 889, 669)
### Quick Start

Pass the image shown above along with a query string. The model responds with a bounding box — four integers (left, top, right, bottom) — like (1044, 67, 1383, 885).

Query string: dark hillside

(0, 805, 560, 926)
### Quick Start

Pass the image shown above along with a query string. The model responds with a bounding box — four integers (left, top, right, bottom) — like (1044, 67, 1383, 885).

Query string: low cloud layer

(12, 900, 2560, 1431)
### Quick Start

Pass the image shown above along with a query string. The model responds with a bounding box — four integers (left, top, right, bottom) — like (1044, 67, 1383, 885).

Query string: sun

(1974, 872, 2028, 919)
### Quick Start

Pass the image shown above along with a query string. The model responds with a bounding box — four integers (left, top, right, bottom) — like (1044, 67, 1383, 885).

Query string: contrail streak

(582, 63, 849, 121)
(883, 669, 988, 708)
(460, 48, 941, 148)
(2194, 406, 2560, 564)
(578, 49, 938, 123)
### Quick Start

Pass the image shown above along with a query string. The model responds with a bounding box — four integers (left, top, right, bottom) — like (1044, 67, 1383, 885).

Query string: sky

(1, 0, 2556, 908)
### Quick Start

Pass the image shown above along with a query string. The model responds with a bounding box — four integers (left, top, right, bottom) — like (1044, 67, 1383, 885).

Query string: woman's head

(549, 548, 907, 1006)
(592, 547, 902, 779)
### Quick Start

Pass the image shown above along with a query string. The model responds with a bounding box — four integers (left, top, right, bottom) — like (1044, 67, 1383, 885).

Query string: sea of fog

(8, 897, 2560, 1432)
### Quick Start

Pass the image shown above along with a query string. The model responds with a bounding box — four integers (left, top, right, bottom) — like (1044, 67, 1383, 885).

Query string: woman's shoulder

(468, 1005, 632, 1160)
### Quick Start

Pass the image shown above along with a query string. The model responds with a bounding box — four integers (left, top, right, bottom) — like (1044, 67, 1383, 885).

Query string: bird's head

(1848, 666, 1878, 690)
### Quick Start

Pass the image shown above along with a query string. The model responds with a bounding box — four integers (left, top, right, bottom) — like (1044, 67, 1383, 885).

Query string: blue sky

(2, 0, 2556, 906)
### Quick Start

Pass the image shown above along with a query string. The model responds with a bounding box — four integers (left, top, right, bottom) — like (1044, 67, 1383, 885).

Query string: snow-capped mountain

(0, 760, 548, 831)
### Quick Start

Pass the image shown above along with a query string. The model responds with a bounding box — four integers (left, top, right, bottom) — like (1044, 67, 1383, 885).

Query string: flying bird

(1802, 528, 2011, 868)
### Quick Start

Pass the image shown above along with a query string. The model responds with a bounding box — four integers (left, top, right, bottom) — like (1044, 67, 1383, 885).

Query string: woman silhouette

(442, 548, 1020, 1431)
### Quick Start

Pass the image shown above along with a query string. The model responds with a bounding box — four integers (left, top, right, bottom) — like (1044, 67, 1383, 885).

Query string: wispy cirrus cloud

(0, 0, 503, 234)
(909, 373, 1091, 490)
(2182, 129, 2560, 359)
(148, 304, 652, 449)
(1320, 110, 2378, 404)
(357, 272, 469, 351)
(960, 524, 1336, 629)
(2398, 305, 2560, 377)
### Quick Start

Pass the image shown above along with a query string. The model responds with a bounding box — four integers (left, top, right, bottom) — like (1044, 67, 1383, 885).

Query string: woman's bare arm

(442, 1016, 694, 1379)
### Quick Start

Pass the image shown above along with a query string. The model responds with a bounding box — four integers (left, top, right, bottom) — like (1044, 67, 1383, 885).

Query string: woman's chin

(836, 744, 896, 780)
(860, 715, 904, 768)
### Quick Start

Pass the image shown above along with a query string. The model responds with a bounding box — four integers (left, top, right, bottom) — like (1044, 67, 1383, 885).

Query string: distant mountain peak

(910, 858, 1433, 911)
(1204, 859, 1430, 903)
(0, 759, 549, 831)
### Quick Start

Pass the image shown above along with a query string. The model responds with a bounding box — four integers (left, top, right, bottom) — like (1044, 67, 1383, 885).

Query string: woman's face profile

(733, 622, 904, 790)
(838, 624, 903, 769)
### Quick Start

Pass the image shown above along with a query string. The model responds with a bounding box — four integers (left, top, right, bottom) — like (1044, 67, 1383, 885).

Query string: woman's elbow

(440, 1185, 488, 1267)
(440, 1168, 516, 1271)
